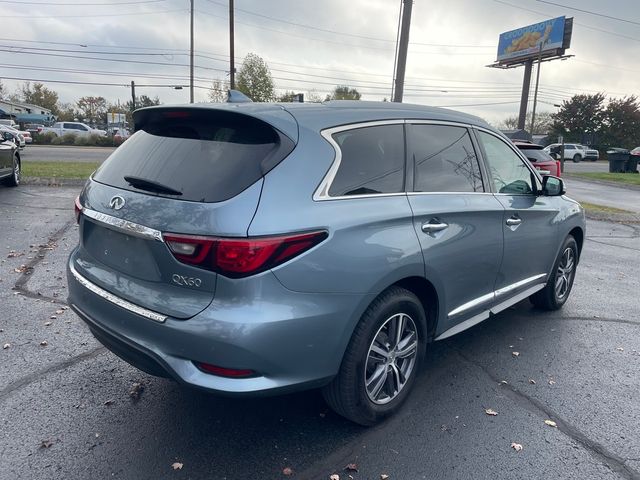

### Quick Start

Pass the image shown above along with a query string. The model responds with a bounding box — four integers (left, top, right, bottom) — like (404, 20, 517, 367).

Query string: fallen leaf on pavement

(616, 347, 624, 352)
(529, 379, 536, 384)
(544, 420, 557, 428)
(103, 400, 114, 406)
(484, 408, 498, 416)
(3, 343, 10, 350)
(345, 463, 359, 472)
(44, 322, 52, 326)
(282, 467, 293, 476)
(380, 475, 390, 480)
(512, 351, 520, 357)
(499, 380, 508, 385)
(50, 315, 57, 320)
(171, 462, 183, 470)
(40, 439, 54, 449)
(548, 379, 556, 385)
(40, 341, 48, 346)
(329, 475, 340, 480)
(510, 442, 523, 452)
(129, 382, 145, 402)
(55, 309, 64, 315)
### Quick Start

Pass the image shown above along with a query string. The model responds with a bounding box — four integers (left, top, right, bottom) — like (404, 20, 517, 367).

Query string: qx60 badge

(109, 195, 125, 210)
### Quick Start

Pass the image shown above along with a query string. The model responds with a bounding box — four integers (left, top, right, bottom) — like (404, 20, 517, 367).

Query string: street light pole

(529, 43, 544, 135)
(190, 0, 194, 103)
(130, 81, 136, 110)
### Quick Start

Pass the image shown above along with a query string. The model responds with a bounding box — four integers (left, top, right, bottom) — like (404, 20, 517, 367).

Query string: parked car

(0, 130, 21, 186)
(631, 147, 640, 157)
(25, 123, 45, 137)
(513, 140, 561, 177)
(0, 126, 25, 150)
(42, 122, 107, 137)
(68, 102, 585, 425)
(0, 119, 18, 128)
(581, 146, 599, 161)
(544, 143, 586, 162)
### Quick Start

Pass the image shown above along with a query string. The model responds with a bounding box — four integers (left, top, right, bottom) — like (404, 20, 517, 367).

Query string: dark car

(0, 131, 21, 186)
(513, 141, 561, 177)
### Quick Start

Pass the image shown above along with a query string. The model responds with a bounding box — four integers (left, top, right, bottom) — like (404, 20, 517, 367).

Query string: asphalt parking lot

(1, 184, 639, 480)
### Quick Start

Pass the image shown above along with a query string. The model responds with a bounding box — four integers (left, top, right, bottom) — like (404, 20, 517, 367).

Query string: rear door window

(328, 124, 405, 197)
(92, 109, 295, 203)
(409, 124, 483, 193)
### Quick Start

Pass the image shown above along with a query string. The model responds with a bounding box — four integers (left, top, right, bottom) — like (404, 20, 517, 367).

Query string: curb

(27, 145, 116, 150)
(22, 177, 87, 187)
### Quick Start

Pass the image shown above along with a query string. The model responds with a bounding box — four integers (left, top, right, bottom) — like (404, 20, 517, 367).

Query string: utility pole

(392, 0, 413, 103)
(130, 81, 136, 110)
(229, 0, 235, 89)
(529, 44, 544, 135)
(190, 0, 194, 103)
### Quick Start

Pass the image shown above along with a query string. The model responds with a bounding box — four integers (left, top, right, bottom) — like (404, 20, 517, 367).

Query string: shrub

(34, 132, 57, 145)
(74, 135, 89, 146)
(95, 135, 115, 147)
(51, 136, 63, 145)
(60, 133, 77, 145)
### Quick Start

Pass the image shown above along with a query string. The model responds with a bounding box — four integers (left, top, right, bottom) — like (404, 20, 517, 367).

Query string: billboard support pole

(517, 60, 532, 131)
(529, 44, 544, 135)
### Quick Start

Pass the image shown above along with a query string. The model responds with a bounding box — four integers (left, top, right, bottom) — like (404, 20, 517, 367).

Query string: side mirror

(2, 132, 12, 142)
(541, 175, 565, 196)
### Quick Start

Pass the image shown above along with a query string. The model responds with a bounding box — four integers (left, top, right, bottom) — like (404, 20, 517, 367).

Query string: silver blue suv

(67, 101, 585, 425)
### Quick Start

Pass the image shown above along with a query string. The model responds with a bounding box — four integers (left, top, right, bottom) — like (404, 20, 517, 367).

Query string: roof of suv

(136, 101, 492, 134)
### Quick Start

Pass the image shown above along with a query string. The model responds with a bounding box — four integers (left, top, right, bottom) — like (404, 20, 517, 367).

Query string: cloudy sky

(1, 0, 638, 124)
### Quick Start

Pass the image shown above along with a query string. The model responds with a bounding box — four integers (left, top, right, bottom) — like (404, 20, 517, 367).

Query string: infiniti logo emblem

(109, 196, 125, 210)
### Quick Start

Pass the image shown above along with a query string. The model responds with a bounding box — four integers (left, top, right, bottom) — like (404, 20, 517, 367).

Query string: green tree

(56, 102, 77, 122)
(236, 53, 275, 102)
(20, 82, 60, 114)
(76, 96, 107, 125)
(208, 78, 229, 103)
(550, 93, 606, 143)
(325, 85, 361, 101)
(0, 79, 5, 99)
(602, 96, 640, 148)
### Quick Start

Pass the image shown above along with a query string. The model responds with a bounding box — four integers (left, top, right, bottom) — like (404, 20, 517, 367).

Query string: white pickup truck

(42, 122, 107, 137)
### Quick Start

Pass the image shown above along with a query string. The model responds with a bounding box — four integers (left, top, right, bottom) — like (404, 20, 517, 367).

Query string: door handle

(421, 220, 449, 234)
(506, 216, 522, 226)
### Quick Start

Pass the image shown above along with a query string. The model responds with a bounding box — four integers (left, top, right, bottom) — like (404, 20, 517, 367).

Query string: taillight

(74, 196, 83, 223)
(163, 230, 328, 278)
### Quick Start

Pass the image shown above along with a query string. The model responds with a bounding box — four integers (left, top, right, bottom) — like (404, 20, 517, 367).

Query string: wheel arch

(387, 276, 439, 341)
(569, 226, 584, 260)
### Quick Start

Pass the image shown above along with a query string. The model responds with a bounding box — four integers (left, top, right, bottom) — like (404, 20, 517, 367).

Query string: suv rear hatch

(72, 106, 296, 319)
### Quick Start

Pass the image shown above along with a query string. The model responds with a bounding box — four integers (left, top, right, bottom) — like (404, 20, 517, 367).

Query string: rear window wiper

(124, 176, 182, 196)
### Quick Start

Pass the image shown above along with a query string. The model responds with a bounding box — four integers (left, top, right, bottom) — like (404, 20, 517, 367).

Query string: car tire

(322, 286, 427, 426)
(572, 154, 582, 163)
(530, 235, 578, 311)
(4, 155, 20, 187)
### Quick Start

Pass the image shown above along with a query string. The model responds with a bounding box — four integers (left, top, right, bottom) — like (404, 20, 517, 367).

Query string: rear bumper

(67, 251, 373, 396)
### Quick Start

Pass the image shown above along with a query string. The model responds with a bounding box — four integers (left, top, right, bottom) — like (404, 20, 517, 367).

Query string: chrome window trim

(82, 207, 164, 242)
(407, 192, 494, 196)
(69, 263, 167, 323)
(447, 273, 547, 318)
(314, 120, 406, 201)
(314, 119, 486, 201)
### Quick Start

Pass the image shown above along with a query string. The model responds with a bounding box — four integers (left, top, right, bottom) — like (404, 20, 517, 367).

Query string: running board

(434, 283, 546, 341)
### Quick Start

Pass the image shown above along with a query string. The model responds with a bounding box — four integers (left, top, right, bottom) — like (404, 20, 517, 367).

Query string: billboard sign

(497, 16, 566, 63)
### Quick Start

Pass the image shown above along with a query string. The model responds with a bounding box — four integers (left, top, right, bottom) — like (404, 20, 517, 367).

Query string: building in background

(0, 99, 55, 125)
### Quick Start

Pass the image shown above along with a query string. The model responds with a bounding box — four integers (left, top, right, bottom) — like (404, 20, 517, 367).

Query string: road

(565, 177, 640, 214)
(22, 145, 116, 163)
(1, 184, 639, 480)
(563, 159, 610, 174)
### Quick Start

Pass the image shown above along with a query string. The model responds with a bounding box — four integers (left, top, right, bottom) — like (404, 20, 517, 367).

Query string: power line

(1, 44, 184, 56)
(0, 75, 187, 87)
(203, 0, 494, 48)
(0, 0, 165, 4)
(536, 0, 640, 27)
(9, 7, 186, 18)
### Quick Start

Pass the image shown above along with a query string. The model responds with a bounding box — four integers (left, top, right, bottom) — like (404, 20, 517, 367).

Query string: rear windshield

(93, 110, 294, 202)
(519, 148, 553, 163)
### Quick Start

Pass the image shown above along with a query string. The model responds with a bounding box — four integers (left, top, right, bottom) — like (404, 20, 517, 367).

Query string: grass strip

(22, 161, 100, 179)
(579, 202, 633, 214)
(570, 172, 640, 186)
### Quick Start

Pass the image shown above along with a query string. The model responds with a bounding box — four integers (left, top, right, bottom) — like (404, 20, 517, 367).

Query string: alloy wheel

(555, 247, 575, 300)
(365, 313, 418, 405)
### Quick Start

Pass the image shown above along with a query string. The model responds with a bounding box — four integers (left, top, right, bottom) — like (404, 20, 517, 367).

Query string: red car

(513, 141, 561, 177)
